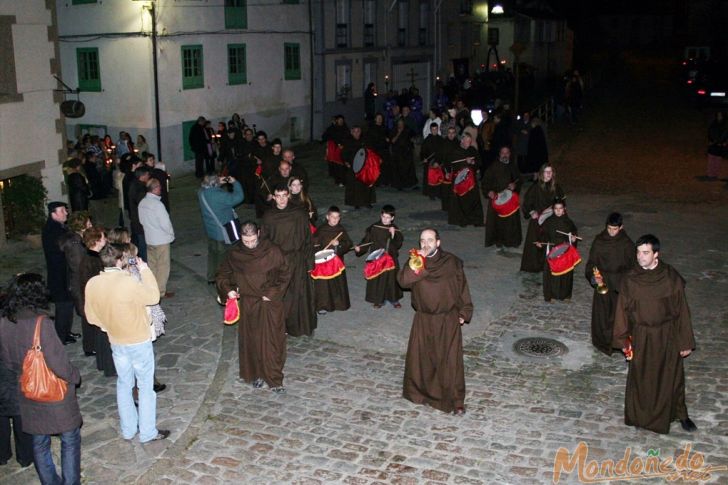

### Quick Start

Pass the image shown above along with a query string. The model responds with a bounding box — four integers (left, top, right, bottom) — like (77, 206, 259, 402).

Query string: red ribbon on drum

(310, 249, 346, 280)
(363, 248, 396, 280)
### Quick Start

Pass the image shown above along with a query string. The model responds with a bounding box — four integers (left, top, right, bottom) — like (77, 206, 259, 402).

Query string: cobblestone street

(1, 82, 727, 483)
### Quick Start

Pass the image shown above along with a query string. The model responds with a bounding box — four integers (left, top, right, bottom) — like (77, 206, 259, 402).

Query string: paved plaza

(1, 98, 727, 483)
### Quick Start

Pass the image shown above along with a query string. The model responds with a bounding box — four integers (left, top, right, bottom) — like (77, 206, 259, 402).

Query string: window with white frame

(363, 60, 377, 92)
(397, 1, 408, 47)
(335, 62, 352, 100)
(418, 1, 429, 46)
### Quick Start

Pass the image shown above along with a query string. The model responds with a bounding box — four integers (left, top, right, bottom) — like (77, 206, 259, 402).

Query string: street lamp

(491, 4, 504, 15)
(133, 0, 162, 161)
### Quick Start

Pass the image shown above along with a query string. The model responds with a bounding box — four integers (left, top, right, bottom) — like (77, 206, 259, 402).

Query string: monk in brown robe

(584, 212, 635, 355)
(342, 126, 376, 209)
(312, 206, 353, 314)
(613, 234, 697, 434)
(354, 205, 403, 308)
(217, 221, 291, 393)
(261, 184, 317, 337)
(398, 229, 474, 415)
(321, 115, 349, 186)
(448, 134, 484, 227)
(540, 198, 578, 301)
(483, 146, 522, 248)
(520, 164, 564, 272)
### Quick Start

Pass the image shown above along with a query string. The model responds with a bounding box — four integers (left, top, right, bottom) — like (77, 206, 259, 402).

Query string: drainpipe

(308, 0, 315, 141)
(150, 2, 162, 160)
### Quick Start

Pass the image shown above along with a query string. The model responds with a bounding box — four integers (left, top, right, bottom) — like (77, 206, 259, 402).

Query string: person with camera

(84, 244, 170, 443)
(198, 174, 244, 284)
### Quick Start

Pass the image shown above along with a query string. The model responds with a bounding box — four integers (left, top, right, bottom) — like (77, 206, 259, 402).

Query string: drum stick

(356, 242, 374, 250)
(420, 153, 436, 164)
(257, 175, 272, 195)
(450, 157, 474, 164)
(556, 230, 582, 241)
(323, 232, 343, 251)
(533, 242, 555, 246)
(373, 225, 401, 232)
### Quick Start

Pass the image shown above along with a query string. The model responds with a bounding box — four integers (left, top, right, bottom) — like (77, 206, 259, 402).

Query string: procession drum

(354, 148, 382, 187)
(427, 164, 444, 187)
(326, 140, 344, 165)
(310, 249, 346, 280)
(452, 168, 476, 196)
(491, 189, 520, 217)
(363, 248, 396, 280)
(546, 243, 582, 276)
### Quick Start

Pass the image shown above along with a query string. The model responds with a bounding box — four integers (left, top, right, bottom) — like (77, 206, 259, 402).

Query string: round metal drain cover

(513, 337, 568, 358)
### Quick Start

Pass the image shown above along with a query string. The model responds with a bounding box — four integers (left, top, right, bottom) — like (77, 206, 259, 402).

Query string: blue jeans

(32, 427, 81, 485)
(110, 341, 158, 442)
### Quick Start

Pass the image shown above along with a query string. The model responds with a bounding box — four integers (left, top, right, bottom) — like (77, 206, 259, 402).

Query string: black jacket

(42, 218, 70, 302)
(0, 311, 82, 435)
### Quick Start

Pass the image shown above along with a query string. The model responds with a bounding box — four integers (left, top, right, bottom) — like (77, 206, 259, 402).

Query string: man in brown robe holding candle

(262, 184, 317, 337)
(312, 206, 353, 314)
(613, 234, 697, 434)
(398, 229, 474, 416)
(584, 212, 635, 355)
(217, 221, 291, 393)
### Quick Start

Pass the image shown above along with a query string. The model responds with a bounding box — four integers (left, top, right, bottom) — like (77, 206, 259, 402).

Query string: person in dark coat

(66, 158, 90, 212)
(520, 164, 564, 272)
(261, 184, 317, 337)
(398, 229, 473, 415)
(144, 153, 171, 213)
(437, 126, 461, 212)
(342, 126, 376, 209)
(364, 83, 377, 121)
(188, 116, 211, 178)
(217, 221, 292, 393)
(0, 355, 33, 468)
(0, 273, 82, 484)
(312, 206, 353, 314)
(540, 198, 578, 302)
(127, 166, 151, 261)
(420, 123, 443, 200)
(354, 205, 404, 308)
(59, 211, 92, 354)
(585, 212, 635, 355)
(389, 119, 418, 190)
(41, 202, 77, 345)
(482, 147, 522, 248)
(77, 226, 107, 360)
(524, 117, 549, 177)
(447, 134, 483, 227)
(613, 234, 697, 434)
(321, 116, 349, 186)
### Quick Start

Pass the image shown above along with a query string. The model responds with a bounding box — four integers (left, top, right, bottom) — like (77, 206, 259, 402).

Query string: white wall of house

(0, 0, 65, 206)
(56, 0, 311, 175)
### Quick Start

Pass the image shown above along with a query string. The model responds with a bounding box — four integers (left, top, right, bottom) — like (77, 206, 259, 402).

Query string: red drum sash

(547, 243, 582, 276)
(326, 140, 344, 165)
(355, 149, 382, 187)
(427, 165, 444, 186)
(311, 254, 346, 280)
(363, 252, 396, 280)
(309, 223, 316, 234)
(453, 168, 476, 196)
(491, 191, 520, 217)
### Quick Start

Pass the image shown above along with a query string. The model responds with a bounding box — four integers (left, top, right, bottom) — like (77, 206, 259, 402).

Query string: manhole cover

(513, 337, 568, 358)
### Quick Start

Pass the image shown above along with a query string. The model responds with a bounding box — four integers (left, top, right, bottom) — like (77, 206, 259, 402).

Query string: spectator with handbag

(198, 175, 244, 284)
(0, 273, 82, 484)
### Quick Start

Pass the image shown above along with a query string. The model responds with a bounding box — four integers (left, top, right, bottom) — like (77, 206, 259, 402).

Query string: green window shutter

(225, 0, 247, 29)
(284, 43, 301, 80)
(227, 44, 247, 85)
(181, 45, 204, 90)
(76, 48, 101, 92)
(182, 120, 197, 161)
(72, 0, 97, 4)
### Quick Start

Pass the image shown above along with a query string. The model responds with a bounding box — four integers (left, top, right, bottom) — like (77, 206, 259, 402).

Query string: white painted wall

(56, 0, 311, 175)
(0, 0, 65, 202)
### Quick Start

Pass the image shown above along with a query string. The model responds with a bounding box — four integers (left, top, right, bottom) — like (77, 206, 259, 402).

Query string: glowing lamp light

(471, 109, 484, 126)
(687, 80, 693, 84)
(491, 4, 504, 14)
(697, 89, 706, 95)
(500, 60, 507, 64)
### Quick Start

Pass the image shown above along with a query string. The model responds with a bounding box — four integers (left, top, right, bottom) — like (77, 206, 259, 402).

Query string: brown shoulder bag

(20, 316, 68, 402)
